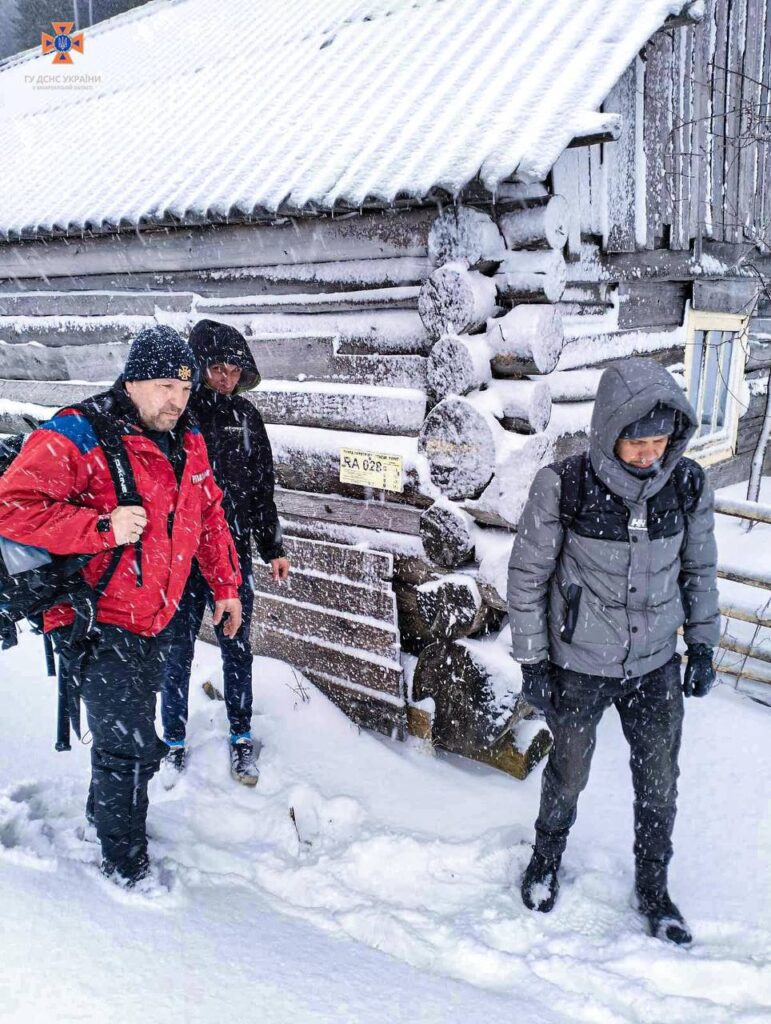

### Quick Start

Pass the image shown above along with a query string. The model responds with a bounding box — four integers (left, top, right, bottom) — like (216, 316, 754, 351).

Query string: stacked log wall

(1, 188, 768, 762)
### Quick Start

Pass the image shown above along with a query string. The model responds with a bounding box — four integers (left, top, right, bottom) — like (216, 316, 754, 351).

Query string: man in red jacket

(0, 325, 242, 888)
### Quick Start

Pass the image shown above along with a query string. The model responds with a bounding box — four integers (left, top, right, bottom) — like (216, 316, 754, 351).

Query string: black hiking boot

(521, 849, 560, 913)
(637, 888, 692, 945)
(159, 744, 187, 789)
(230, 737, 259, 786)
(101, 850, 151, 889)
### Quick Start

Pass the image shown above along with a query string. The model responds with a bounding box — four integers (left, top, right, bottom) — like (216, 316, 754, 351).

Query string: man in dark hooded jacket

(507, 357, 719, 945)
(161, 319, 288, 785)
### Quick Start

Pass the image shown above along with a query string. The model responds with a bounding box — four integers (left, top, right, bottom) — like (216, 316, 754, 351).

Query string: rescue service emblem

(178, 365, 192, 381)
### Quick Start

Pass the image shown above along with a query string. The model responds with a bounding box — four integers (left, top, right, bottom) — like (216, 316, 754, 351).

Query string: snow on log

(193, 308, 431, 356)
(498, 196, 570, 251)
(427, 207, 506, 270)
(248, 380, 427, 436)
(427, 332, 492, 400)
(0, 340, 131, 381)
(467, 379, 552, 434)
(485, 305, 565, 375)
(0, 314, 150, 348)
(538, 367, 604, 402)
(266, 424, 433, 505)
(195, 285, 420, 316)
(427, 308, 565, 397)
(415, 574, 502, 642)
(412, 637, 551, 779)
(494, 250, 567, 303)
(419, 501, 476, 569)
(417, 262, 499, 341)
(463, 431, 554, 528)
(418, 396, 551, 500)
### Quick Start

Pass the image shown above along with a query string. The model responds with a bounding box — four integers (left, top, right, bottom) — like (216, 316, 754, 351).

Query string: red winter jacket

(0, 388, 241, 636)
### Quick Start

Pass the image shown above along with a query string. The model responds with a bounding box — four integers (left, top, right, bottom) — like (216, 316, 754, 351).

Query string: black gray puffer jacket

(187, 320, 284, 565)
(507, 358, 720, 679)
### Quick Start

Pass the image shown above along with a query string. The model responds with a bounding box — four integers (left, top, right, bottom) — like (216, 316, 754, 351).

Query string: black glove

(521, 660, 559, 716)
(683, 645, 716, 698)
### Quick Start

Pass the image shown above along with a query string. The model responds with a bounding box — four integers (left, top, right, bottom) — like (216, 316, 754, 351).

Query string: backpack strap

(64, 398, 144, 588)
(550, 452, 588, 528)
(73, 399, 142, 507)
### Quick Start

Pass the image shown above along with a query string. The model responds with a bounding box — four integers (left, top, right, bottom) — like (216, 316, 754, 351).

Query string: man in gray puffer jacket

(508, 357, 719, 945)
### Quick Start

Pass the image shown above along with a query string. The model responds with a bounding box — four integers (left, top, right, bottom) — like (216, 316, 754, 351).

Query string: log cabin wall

(0, 191, 571, 770)
(0, 0, 768, 766)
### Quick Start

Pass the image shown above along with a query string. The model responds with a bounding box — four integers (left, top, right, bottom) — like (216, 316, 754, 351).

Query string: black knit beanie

(123, 325, 197, 384)
(618, 403, 677, 440)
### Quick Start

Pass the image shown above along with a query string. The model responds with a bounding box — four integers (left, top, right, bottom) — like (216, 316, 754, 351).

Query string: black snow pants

(58, 624, 170, 873)
(534, 654, 684, 890)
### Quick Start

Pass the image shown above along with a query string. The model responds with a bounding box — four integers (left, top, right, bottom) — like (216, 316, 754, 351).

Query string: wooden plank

(617, 281, 690, 328)
(252, 594, 399, 659)
(0, 316, 151, 348)
(644, 32, 674, 248)
(251, 624, 403, 698)
(603, 63, 638, 253)
(693, 277, 759, 313)
(198, 286, 420, 316)
(277, 489, 423, 535)
(738, 0, 765, 242)
(282, 536, 393, 586)
(268, 425, 429, 505)
(0, 340, 131, 381)
(689, 11, 710, 247)
(0, 258, 431, 297)
(717, 563, 771, 588)
(549, 150, 582, 260)
(252, 568, 396, 623)
(0, 379, 98, 406)
(0, 292, 193, 316)
(0, 209, 436, 282)
(0, 333, 427, 389)
(299, 670, 407, 740)
(249, 337, 428, 388)
(714, 495, 771, 523)
(761, 0, 771, 249)
(246, 381, 427, 436)
(671, 26, 692, 249)
(709, 0, 730, 240)
(724, 0, 748, 242)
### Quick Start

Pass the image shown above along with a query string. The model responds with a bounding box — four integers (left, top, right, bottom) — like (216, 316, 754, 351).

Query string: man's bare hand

(110, 505, 147, 546)
(213, 597, 242, 638)
(270, 557, 290, 582)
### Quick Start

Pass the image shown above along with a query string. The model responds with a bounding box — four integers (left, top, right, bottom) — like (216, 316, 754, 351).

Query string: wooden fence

(712, 496, 771, 704)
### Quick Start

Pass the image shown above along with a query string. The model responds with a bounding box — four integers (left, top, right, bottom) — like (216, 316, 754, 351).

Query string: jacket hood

(589, 358, 697, 502)
(187, 319, 261, 393)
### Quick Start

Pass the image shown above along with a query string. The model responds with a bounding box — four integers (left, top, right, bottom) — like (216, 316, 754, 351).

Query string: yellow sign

(339, 448, 403, 492)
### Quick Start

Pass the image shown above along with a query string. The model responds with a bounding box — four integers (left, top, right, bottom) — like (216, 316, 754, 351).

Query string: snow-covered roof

(0, 0, 696, 239)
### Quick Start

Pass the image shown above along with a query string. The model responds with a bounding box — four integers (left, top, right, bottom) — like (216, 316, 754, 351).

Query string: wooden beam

(246, 381, 427, 436)
(0, 208, 436, 281)
(276, 488, 423, 536)
(603, 62, 638, 253)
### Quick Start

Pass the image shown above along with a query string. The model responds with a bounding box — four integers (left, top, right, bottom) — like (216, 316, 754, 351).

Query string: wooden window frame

(683, 307, 749, 466)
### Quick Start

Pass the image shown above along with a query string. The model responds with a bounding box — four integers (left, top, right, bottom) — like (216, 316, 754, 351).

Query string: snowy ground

(1, 495, 770, 1024)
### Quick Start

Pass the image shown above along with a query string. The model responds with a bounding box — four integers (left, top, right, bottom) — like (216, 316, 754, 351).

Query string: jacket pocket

(560, 583, 582, 644)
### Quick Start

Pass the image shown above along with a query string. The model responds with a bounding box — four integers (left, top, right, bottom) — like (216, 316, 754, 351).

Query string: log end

(420, 501, 476, 568)
(428, 206, 506, 269)
(418, 396, 497, 500)
(427, 333, 491, 401)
